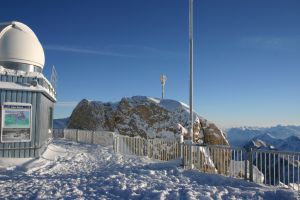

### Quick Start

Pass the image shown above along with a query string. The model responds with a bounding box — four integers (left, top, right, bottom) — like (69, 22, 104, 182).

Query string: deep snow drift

(0, 139, 297, 199)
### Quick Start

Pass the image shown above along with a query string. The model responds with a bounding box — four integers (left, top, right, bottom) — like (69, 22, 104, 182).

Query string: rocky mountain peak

(67, 96, 229, 146)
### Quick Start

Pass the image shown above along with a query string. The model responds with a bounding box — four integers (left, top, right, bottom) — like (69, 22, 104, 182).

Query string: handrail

(52, 129, 300, 192)
(112, 134, 300, 192)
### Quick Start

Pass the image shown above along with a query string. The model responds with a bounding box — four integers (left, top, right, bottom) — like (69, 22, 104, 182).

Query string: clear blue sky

(1, 0, 300, 128)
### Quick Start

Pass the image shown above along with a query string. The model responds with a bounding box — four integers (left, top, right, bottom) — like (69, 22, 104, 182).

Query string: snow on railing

(147, 138, 181, 161)
(114, 134, 300, 192)
(53, 129, 115, 146)
(182, 144, 300, 191)
(53, 130, 300, 192)
(52, 129, 64, 138)
(251, 149, 300, 190)
(182, 144, 248, 180)
(114, 135, 146, 156)
(114, 135, 180, 161)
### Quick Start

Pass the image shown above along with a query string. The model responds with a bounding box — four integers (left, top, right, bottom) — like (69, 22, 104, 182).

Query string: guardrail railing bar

(288, 155, 290, 186)
(278, 153, 281, 184)
(297, 156, 300, 192)
(264, 152, 266, 184)
(270, 153, 272, 185)
(59, 132, 300, 192)
(273, 153, 275, 185)
(283, 154, 286, 185)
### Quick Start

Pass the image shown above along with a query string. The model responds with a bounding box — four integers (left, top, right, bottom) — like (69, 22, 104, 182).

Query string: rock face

(68, 96, 229, 146)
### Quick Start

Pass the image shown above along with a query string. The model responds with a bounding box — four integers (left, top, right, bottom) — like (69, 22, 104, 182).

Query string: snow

(0, 139, 297, 199)
(198, 146, 216, 170)
(147, 97, 161, 104)
(0, 65, 56, 100)
(229, 160, 265, 184)
(0, 65, 44, 79)
(159, 99, 184, 112)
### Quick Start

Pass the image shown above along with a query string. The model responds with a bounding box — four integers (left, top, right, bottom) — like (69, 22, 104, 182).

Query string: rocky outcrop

(67, 96, 229, 147)
(67, 96, 231, 174)
(68, 100, 115, 131)
(202, 123, 229, 146)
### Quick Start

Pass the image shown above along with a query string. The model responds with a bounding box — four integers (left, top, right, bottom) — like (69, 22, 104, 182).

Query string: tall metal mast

(160, 74, 167, 99)
(189, 0, 194, 142)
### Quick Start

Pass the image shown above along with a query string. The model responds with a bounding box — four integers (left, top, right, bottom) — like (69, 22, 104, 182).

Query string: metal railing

(113, 135, 300, 191)
(53, 131, 300, 191)
(182, 144, 251, 180)
(251, 149, 300, 190)
(114, 135, 147, 156)
(53, 129, 115, 147)
(113, 135, 181, 161)
(147, 138, 181, 161)
(52, 129, 64, 138)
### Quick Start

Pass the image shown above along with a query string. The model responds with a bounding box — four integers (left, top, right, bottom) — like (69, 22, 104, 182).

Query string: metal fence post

(113, 133, 116, 152)
(146, 138, 149, 158)
(116, 135, 119, 153)
(249, 148, 253, 182)
(190, 144, 193, 169)
(184, 140, 193, 169)
(180, 135, 184, 167)
(91, 131, 94, 144)
(244, 149, 248, 181)
(76, 129, 79, 143)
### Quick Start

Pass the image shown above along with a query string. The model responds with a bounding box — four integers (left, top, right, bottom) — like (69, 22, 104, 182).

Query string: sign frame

(1, 102, 32, 143)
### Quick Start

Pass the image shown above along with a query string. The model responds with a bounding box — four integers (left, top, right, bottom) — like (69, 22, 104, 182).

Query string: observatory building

(0, 21, 56, 158)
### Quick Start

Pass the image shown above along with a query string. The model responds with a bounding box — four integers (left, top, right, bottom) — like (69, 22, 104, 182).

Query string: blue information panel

(1, 103, 32, 143)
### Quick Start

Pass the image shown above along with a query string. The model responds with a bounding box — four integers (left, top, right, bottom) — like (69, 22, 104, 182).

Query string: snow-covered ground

(0, 139, 298, 199)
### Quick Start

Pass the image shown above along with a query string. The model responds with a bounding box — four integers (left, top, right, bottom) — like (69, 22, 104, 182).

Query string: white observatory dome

(0, 21, 45, 72)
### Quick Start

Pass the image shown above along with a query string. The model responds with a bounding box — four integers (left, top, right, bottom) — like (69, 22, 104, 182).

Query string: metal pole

(189, 0, 194, 142)
(162, 84, 164, 99)
(187, 0, 194, 169)
(160, 74, 167, 99)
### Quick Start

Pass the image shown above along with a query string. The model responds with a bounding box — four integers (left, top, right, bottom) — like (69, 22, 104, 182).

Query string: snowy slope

(0, 139, 297, 199)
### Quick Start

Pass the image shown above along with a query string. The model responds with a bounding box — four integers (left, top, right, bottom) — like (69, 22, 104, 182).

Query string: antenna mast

(160, 74, 167, 99)
(50, 65, 58, 90)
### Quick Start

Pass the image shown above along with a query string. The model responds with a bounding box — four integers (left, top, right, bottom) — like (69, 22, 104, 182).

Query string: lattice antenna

(50, 65, 58, 90)
(160, 74, 167, 99)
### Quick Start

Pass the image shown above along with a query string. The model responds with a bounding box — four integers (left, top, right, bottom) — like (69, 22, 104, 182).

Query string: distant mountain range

(226, 125, 300, 152)
(53, 117, 69, 129)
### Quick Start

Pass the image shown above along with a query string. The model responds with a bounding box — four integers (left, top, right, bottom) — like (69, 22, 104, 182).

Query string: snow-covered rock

(67, 96, 229, 146)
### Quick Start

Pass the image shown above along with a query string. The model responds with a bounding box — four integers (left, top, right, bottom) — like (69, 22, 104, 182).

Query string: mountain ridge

(62, 96, 229, 146)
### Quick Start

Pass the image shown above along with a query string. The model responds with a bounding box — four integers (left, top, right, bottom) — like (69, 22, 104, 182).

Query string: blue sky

(1, 0, 300, 128)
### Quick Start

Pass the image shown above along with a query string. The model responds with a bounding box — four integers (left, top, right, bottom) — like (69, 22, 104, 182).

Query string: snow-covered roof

(0, 21, 45, 69)
(0, 66, 56, 101)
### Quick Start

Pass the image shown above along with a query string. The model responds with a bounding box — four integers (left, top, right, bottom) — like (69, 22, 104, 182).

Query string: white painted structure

(0, 21, 56, 158)
(0, 21, 45, 72)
